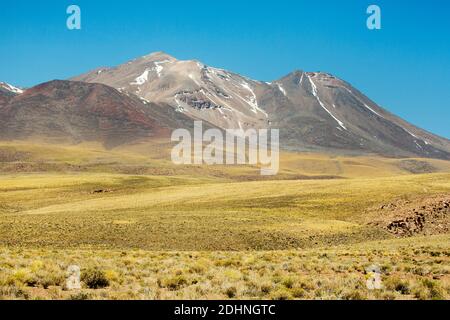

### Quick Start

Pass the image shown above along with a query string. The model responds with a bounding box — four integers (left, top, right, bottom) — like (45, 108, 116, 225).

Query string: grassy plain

(0, 141, 449, 299)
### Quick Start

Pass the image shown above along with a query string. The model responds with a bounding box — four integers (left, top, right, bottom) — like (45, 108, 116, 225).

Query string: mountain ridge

(1, 51, 449, 159)
(73, 51, 450, 158)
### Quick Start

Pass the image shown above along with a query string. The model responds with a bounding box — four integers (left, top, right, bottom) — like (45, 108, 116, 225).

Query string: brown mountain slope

(0, 80, 193, 148)
(266, 71, 450, 158)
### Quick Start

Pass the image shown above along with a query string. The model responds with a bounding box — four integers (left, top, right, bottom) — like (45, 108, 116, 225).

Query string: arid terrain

(0, 141, 449, 300)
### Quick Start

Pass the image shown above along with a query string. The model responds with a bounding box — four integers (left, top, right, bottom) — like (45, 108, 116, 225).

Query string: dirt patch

(397, 160, 437, 174)
(0, 162, 86, 173)
(91, 189, 113, 194)
(369, 195, 450, 237)
(0, 147, 32, 162)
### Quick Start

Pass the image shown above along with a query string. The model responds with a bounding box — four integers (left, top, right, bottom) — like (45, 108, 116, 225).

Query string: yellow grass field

(0, 141, 449, 299)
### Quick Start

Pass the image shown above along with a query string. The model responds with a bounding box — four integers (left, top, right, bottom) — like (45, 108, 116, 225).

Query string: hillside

(73, 52, 450, 159)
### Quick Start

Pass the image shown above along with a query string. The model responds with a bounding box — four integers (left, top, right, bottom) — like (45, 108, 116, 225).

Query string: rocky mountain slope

(73, 52, 269, 131)
(0, 80, 193, 147)
(73, 52, 450, 159)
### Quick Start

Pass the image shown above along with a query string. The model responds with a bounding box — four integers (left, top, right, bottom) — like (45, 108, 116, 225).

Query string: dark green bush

(81, 268, 109, 289)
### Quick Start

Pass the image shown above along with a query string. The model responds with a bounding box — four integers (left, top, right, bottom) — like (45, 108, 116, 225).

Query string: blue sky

(1, 0, 449, 138)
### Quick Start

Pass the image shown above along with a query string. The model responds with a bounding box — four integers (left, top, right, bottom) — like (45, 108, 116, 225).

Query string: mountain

(1, 52, 448, 159)
(72, 52, 269, 131)
(0, 80, 193, 147)
(73, 52, 450, 159)
(264, 71, 450, 158)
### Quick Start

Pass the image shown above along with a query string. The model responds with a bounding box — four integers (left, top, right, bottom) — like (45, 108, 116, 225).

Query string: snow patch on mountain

(240, 81, 267, 117)
(139, 97, 150, 105)
(277, 83, 287, 96)
(131, 60, 171, 86)
(131, 70, 150, 86)
(1, 82, 24, 94)
(154, 60, 171, 77)
(188, 74, 202, 86)
(308, 75, 347, 130)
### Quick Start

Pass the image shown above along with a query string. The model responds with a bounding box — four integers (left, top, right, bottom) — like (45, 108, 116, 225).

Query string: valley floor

(0, 142, 449, 300)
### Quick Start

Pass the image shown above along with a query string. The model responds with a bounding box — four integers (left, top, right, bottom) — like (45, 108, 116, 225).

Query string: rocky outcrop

(371, 196, 450, 237)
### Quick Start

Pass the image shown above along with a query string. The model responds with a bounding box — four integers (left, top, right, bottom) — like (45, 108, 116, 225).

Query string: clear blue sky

(1, 0, 449, 138)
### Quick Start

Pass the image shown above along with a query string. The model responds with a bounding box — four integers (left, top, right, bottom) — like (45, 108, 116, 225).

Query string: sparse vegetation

(0, 141, 449, 300)
(0, 236, 448, 300)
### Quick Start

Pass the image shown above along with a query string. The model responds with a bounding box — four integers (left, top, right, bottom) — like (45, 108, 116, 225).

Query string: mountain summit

(73, 52, 269, 131)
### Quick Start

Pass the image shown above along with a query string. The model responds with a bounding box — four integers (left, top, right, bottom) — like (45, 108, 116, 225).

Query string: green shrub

(158, 275, 188, 291)
(291, 287, 306, 299)
(282, 277, 294, 289)
(422, 279, 446, 300)
(104, 270, 122, 284)
(270, 288, 292, 300)
(386, 277, 410, 295)
(81, 268, 109, 289)
(33, 270, 65, 289)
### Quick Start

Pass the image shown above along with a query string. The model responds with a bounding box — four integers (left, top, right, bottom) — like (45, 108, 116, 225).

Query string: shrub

(291, 287, 306, 299)
(189, 260, 208, 274)
(33, 269, 65, 289)
(341, 289, 367, 300)
(260, 283, 272, 295)
(394, 281, 410, 295)
(298, 279, 315, 291)
(30, 260, 44, 273)
(412, 267, 427, 276)
(69, 292, 91, 300)
(159, 275, 188, 291)
(223, 270, 241, 281)
(81, 268, 109, 289)
(412, 286, 429, 300)
(282, 277, 294, 289)
(422, 279, 446, 300)
(380, 292, 397, 300)
(215, 259, 241, 268)
(225, 286, 237, 298)
(0, 284, 30, 299)
(270, 288, 292, 300)
(386, 277, 410, 295)
(104, 270, 121, 284)
(6, 269, 32, 286)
